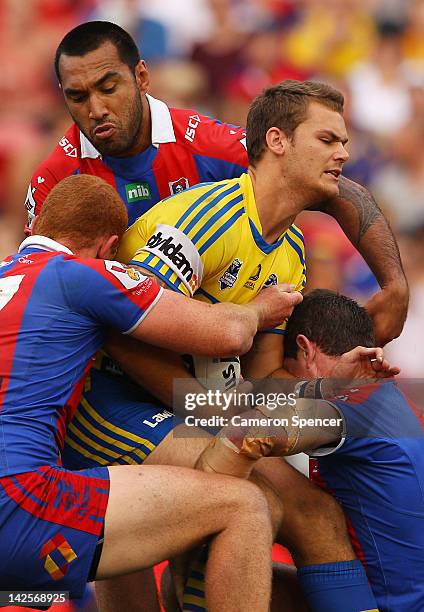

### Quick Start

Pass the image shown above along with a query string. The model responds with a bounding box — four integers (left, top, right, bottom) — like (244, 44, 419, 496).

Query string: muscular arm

(241, 333, 291, 380)
(196, 398, 343, 480)
(241, 333, 284, 379)
(108, 267, 301, 410)
(314, 176, 409, 345)
(105, 331, 197, 407)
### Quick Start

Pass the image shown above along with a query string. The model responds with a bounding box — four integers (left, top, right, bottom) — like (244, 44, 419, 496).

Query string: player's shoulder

(333, 380, 392, 407)
(69, 256, 145, 284)
(35, 124, 83, 177)
(25, 125, 89, 225)
(169, 107, 247, 160)
(148, 176, 238, 220)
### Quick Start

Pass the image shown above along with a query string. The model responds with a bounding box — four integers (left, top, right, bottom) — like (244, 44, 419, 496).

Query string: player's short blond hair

(36, 175, 128, 248)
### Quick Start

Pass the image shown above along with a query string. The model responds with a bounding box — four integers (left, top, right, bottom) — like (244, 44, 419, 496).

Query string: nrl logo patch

(169, 177, 189, 195)
(219, 259, 243, 290)
(264, 273, 278, 288)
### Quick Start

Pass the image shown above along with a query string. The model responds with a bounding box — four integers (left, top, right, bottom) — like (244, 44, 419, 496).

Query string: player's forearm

(241, 333, 286, 379)
(318, 176, 407, 288)
(196, 399, 342, 478)
(105, 331, 192, 406)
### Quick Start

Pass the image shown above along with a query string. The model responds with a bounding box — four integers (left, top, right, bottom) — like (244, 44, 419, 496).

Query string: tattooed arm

(313, 176, 409, 345)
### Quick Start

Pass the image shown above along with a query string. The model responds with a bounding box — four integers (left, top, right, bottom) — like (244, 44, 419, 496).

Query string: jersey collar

(242, 173, 288, 254)
(18, 235, 74, 255)
(79, 93, 176, 159)
(148, 94, 176, 147)
(80, 132, 100, 159)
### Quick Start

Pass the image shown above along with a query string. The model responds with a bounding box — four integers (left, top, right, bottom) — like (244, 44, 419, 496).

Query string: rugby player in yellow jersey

(107, 81, 380, 612)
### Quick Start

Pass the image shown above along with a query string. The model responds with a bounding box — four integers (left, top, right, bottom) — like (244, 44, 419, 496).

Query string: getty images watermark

(183, 387, 304, 429)
(171, 378, 346, 436)
(184, 388, 297, 411)
(170, 378, 424, 438)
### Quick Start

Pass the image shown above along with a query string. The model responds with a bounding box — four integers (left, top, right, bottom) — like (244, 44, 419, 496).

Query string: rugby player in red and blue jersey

(0, 173, 301, 609)
(199, 291, 419, 611)
(283, 290, 424, 612)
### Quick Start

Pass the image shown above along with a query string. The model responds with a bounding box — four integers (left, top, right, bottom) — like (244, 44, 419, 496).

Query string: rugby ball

(192, 355, 241, 392)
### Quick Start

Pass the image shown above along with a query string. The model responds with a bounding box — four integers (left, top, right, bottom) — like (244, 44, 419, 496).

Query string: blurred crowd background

(1, 0, 424, 375)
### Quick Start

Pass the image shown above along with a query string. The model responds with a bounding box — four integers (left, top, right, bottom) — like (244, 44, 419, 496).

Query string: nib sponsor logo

(125, 182, 151, 202)
(146, 231, 196, 284)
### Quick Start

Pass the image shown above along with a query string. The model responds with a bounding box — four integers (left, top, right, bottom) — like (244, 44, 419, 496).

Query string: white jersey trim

(307, 403, 347, 457)
(124, 286, 164, 335)
(147, 94, 176, 147)
(18, 235, 74, 255)
(80, 132, 101, 159)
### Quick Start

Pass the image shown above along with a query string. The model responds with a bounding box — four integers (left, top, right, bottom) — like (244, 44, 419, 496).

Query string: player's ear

(296, 334, 316, 367)
(134, 60, 149, 94)
(98, 235, 119, 260)
(265, 127, 288, 157)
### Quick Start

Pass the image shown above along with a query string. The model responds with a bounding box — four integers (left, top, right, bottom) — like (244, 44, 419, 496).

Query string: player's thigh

(253, 457, 353, 561)
(144, 423, 213, 468)
(253, 456, 336, 517)
(95, 570, 161, 612)
(97, 464, 266, 579)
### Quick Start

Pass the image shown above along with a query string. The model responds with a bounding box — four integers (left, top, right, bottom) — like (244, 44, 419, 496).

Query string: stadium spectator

(285, 0, 376, 78)
(347, 21, 413, 137)
(385, 227, 424, 377)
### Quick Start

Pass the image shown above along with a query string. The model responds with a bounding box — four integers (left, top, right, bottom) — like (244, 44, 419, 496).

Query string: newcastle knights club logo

(219, 259, 243, 290)
(169, 177, 189, 195)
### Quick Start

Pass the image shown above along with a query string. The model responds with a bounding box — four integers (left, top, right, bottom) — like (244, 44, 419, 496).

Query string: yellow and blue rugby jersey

(118, 173, 306, 333)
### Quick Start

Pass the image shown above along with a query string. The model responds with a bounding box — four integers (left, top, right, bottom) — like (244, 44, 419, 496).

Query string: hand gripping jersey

(310, 380, 424, 612)
(25, 94, 248, 228)
(118, 173, 306, 334)
(0, 236, 162, 597)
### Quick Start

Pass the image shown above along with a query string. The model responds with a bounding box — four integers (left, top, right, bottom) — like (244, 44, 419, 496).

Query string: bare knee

(217, 478, 269, 521)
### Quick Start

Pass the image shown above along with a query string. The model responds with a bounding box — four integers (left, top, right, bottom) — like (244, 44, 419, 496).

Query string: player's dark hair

(284, 289, 375, 358)
(36, 175, 128, 249)
(247, 80, 344, 166)
(55, 21, 141, 82)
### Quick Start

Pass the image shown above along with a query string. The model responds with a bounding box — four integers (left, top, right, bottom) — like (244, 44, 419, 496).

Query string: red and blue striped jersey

(310, 380, 424, 612)
(0, 236, 162, 477)
(25, 95, 248, 228)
